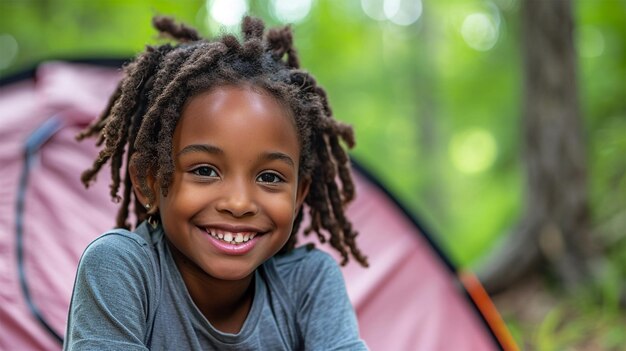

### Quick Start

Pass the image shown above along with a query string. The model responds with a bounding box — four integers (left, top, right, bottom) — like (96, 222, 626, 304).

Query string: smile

(205, 228, 257, 245)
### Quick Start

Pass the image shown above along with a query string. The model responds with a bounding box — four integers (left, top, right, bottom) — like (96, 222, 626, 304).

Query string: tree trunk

(479, 0, 591, 294)
(414, 5, 444, 215)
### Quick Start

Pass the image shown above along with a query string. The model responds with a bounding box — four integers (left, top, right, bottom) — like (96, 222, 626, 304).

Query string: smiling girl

(64, 16, 368, 350)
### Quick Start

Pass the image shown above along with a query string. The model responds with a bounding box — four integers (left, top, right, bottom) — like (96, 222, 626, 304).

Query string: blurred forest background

(0, 0, 624, 349)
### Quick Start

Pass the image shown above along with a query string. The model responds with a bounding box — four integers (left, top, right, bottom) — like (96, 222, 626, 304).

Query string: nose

(215, 180, 258, 218)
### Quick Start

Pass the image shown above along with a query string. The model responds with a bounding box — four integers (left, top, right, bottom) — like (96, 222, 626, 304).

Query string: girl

(64, 16, 368, 350)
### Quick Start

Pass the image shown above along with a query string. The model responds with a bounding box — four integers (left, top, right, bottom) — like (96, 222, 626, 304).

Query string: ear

(129, 154, 160, 213)
(295, 176, 311, 212)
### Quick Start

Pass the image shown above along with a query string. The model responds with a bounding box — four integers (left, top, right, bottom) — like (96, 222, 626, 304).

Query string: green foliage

(497, 268, 626, 350)
(528, 286, 626, 350)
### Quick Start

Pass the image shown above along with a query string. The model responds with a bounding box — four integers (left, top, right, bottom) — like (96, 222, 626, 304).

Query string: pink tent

(0, 61, 516, 350)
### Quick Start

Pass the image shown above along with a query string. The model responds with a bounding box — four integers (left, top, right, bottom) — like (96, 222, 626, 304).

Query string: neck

(167, 241, 255, 333)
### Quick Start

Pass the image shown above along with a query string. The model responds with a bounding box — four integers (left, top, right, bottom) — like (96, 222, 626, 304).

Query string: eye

(256, 172, 284, 184)
(191, 166, 218, 178)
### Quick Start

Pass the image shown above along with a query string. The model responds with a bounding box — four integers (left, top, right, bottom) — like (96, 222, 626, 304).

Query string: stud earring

(144, 203, 158, 229)
(148, 215, 159, 230)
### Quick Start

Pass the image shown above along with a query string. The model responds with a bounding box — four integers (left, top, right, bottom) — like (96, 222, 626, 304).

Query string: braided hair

(78, 16, 368, 267)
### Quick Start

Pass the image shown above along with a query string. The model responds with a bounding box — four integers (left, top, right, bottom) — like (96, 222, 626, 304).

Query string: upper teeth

(208, 229, 256, 244)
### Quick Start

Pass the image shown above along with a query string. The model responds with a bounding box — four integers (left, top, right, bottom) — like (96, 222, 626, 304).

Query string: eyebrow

(177, 144, 224, 157)
(261, 151, 295, 168)
(176, 144, 295, 167)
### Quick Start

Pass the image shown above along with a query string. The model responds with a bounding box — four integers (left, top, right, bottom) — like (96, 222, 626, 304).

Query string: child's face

(156, 85, 309, 282)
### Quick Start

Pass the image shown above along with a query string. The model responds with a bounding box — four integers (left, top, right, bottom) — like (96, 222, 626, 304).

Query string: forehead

(173, 85, 300, 158)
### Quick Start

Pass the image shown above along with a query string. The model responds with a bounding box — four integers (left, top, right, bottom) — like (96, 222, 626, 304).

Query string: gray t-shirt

(64, 223, 367, 350)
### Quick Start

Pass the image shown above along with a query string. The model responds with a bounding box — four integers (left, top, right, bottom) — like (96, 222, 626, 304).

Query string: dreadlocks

(78, 16, 368, 267)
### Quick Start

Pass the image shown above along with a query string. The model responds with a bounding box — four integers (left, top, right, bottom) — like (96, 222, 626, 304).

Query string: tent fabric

(0, 61, 508, 350)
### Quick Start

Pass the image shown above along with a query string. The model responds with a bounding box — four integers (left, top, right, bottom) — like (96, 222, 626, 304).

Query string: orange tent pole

(459, 271, 519, 351)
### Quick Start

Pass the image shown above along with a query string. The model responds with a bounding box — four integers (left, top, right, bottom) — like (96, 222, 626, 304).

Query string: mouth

(203, 228, 260, 245)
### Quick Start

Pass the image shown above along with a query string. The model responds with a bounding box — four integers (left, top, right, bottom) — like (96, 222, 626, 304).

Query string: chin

(206, 265, 256, 282)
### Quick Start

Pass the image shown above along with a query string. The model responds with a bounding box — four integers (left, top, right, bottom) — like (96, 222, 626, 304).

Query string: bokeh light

(361, 0, 422, 25)
(207, 0, 248, 26)
(270, 0, 313, 24)
(449, 128, 498, 174)
(0, 34, 18, 70)
(384, 0, 422, 26)
(577, 25, 605, 58)
(361, 0, 387, 21)
(461, 12, 499, 51)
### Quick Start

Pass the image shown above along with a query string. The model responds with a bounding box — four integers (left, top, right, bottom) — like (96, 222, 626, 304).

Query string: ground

(492, 274, 626, 351)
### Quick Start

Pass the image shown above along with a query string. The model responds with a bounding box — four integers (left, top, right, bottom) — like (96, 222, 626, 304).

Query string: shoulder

(73, 227, 161, 312)
(77, 227, 157, 282)
(82, 229, 151, 263)
(269, 246, 345, 298)
(271, 248, 368, 350)
(273, 246, 339, 275)
(66, 227, 161, 349)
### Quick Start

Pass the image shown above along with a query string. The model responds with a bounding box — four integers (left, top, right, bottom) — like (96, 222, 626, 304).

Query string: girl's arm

(296, 250, 368, 351)
(64, 233, 156, 351)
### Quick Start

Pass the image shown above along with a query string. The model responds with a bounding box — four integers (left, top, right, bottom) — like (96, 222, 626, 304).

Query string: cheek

(159, 177, 204, 219)
(264, 193, 299, 230)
